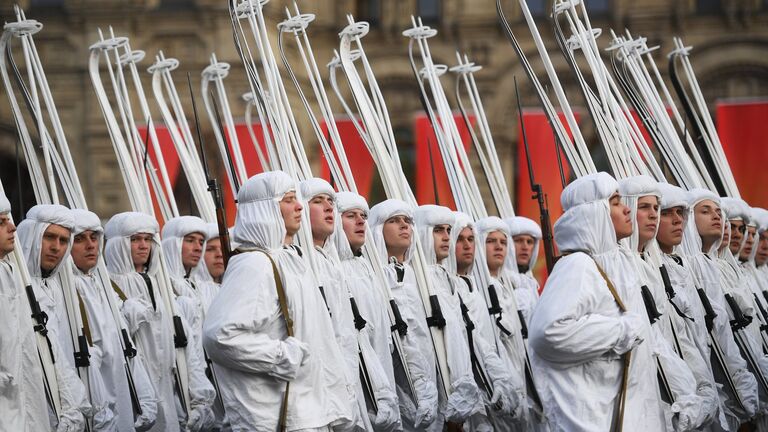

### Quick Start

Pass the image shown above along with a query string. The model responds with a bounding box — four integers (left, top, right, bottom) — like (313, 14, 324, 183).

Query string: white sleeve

(202, 254, 298, 376)
(51, 335, 90, 431)
(529, 255, 630, 364)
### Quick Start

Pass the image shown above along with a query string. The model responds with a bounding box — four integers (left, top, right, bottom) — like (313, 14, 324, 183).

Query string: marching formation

(2, 1, 768, 432)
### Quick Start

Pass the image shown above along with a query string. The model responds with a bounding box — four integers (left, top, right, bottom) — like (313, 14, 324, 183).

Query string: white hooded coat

(678, 189, 759, 425)
(413, 205, 484, 422)
(0, 197, 87, 432)
(720, 202, 768, 424)
(17, 204, 115, 431)
(368, 199, 440, 432)
(202, 171, 354, 431)
(448, 212, 526, 432)
(104, 211, 209, 432)
(528, 172, 665, 431)
(619, 176, 718, 431)
(332, 191, 403, 431)
(474, 216, 532, 430)
(70, 209, 159, 432)
(160, 215, 218, 431)
(300, 178, 400, 432)
(504, 216, 542, 326)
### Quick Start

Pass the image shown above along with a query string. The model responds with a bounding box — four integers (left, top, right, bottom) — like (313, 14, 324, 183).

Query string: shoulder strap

(592, 260, 627, 313)
(260, 252, 293, 337)
(591, 257, 629, 432)
(259, 251, 292, 432)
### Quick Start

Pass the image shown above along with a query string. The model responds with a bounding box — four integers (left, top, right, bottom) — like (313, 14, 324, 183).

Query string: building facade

(1, 0, 767, 219)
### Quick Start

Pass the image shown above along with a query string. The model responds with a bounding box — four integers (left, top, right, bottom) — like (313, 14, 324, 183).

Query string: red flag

(413, 113, 474, 209)
(717, 99, 768, 208)
(136, 124, 181, 227)
(318, 118, 376, 199)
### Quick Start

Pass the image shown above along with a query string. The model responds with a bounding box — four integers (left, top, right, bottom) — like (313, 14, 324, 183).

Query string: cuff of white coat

(267, 340, 299, 380)
(0, 372, 14, 389)
(612, 316, 643, 355)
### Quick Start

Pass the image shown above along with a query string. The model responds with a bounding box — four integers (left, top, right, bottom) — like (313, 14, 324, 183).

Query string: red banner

(717, 100, 768, 208)
(414, 113, 474, 209)
(136, 124, 180, 227)
(318, 118, 376, 199)
(516, 110, 579, 282)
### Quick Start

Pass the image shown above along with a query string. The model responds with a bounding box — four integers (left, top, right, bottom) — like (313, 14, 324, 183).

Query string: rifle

(515, 77, 556, 274)
(186, 74, 232, 266)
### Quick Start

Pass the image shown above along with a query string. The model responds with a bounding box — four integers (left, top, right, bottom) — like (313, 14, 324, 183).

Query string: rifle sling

(592, 260, 629, 432)
(259, 251, 292, 432)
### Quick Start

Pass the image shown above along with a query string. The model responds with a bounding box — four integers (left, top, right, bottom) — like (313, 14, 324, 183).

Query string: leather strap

(259, 251, 291, 432)
(592, 259, 629, 432)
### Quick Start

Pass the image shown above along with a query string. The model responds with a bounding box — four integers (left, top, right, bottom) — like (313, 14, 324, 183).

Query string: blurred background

(1, 0, 767, 277)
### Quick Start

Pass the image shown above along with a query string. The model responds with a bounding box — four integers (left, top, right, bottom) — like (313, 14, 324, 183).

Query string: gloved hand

(613, 312, 646, 355)
(121, 298, 153, 333)
(92, 402, 117, 431)
(0, 372, 14, 393)
(186, 404, 216, 432)
(413, 377, 438, 428)
(444, 377, 484, 422)
(269, 337, 310, 381)
(55, 408, 86, 432)
(671, 394, 707, 432)
(693, 381, 718, 427)
(490, 376, 522, 418)
(414, 400, 436, 428)
(733, 368, 759, 418)
(372, 392, 401, 431)
(396, 385, 417, 423)
(134, 412, 157, 432)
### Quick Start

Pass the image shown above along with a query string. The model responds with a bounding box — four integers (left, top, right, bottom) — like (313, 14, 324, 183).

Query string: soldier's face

(40, 224, 70, 273)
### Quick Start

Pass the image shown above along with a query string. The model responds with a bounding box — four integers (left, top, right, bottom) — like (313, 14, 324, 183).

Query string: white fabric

(104, 212, 214, 432)
(160, 214, 219, 430)
(368, 200, 440, 431)
(332, 191, 369, 261)
(529, 172, 665, 431)
(0, 191, 10, 213)
(676, 191, 759, 424)
(506, 216, 542, 272)
(368, 199, 416, 266)
(618, 175, 661, 253)
(414, 205, 484, 422)
(302, 179, 398, 432)
(203, 171, 354, 431)
(161, 215, 208, 281)
(618, 178, 719, 430)
(71, 209, 160, 432)
(19, 205, 119, 431)
(721, 197, 752, 257)
(0, 254, 86, 432)
(505, 217, 543, 327)
(449, 215, 527, 429)
(336, 190, 403, 430)
(474, 216, 531, 430)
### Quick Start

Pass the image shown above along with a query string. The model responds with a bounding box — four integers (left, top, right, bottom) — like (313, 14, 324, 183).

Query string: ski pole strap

(640, 285, 662, 324)
(592, 259, 628, 432)
(349, 297, 367, 331)
(259, 251, 291, 432)
(389, 299, 408, 336)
